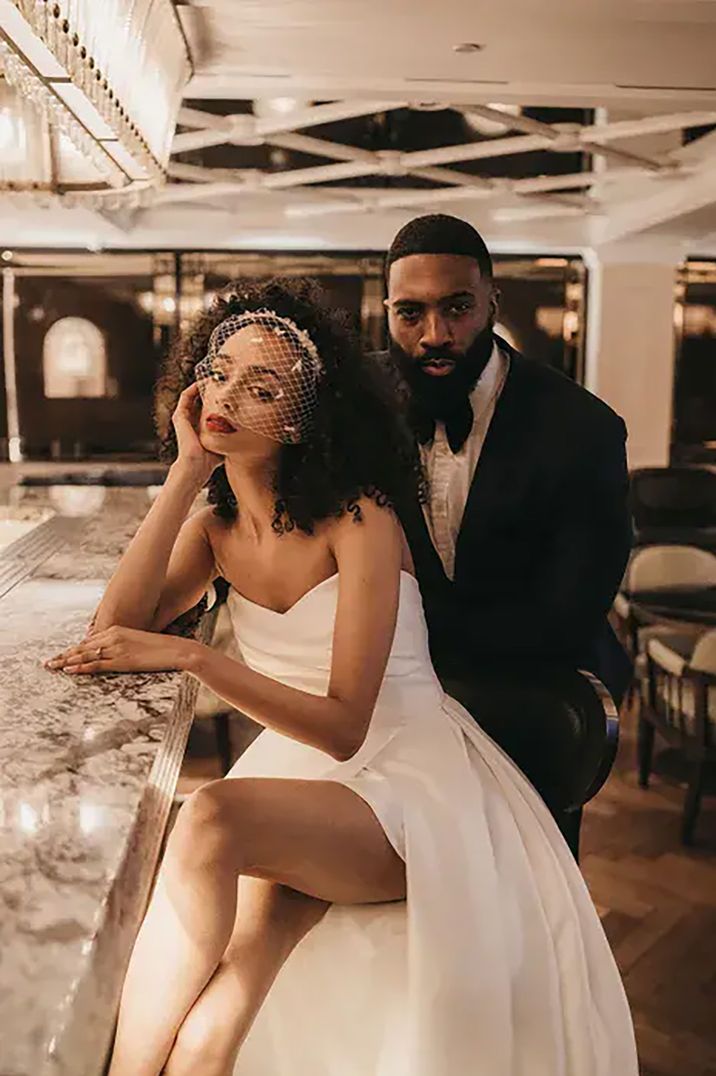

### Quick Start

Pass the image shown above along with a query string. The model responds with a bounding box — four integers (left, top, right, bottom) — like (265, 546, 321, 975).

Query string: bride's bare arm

(90, 463, 215, 634)
(184, 497, 404, 762)
(90, 383, 222, 634)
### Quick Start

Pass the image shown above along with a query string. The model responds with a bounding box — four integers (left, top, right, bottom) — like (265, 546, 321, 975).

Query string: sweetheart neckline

(227, 569, 418, 617)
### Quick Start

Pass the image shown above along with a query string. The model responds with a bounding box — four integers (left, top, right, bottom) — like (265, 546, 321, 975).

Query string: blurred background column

(584, 239, 682, 470)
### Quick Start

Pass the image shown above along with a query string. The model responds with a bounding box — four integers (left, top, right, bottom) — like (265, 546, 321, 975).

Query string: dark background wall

(13, 275, 161, 458)
(1, 252, 584, 461)
(671, 264, 716, 465)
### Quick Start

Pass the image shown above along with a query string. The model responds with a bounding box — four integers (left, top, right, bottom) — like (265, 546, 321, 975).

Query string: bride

(45, 278, 638, 1076)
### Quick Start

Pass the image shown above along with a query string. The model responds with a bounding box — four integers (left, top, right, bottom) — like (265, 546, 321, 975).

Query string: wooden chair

(629, 466, 716, 553)
(641, 629, 716, 844)
(612, 544, 716, 706)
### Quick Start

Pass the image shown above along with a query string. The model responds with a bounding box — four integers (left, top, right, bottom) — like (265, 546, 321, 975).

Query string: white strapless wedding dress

(226, 570, 638, 1075)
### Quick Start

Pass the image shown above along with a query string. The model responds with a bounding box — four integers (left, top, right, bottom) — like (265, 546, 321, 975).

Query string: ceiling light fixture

(252, 98, 311, 119)
(452, 42, 484, 54)
(463, 104, 522, 137)
(0, 0, 191, 198)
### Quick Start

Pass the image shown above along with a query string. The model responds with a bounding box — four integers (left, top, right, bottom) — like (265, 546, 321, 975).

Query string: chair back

(442, 669, 619, 814)
(630, 467, 716, 530)
(626, 544, 716, 591)
(645, 632, 716, 749)
(691, 629, 716, 675)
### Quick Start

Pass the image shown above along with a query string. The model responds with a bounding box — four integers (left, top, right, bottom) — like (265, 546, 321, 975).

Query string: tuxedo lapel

(453, 344, 534, 575)
(399, 486, 450, 590)
(393, 339, 538, 588)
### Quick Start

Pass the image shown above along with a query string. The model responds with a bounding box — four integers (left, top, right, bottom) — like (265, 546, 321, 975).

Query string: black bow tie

(413, 398, 474, 454)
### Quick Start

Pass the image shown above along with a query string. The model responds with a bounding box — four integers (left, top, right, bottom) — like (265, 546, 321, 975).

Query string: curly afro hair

(154, 276, 424, 535)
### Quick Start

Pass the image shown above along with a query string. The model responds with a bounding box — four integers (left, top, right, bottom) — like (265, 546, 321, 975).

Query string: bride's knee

(166, 1009, 229, 1076)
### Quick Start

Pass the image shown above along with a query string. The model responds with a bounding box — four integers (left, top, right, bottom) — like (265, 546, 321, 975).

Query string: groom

(380, 214, 632, 858)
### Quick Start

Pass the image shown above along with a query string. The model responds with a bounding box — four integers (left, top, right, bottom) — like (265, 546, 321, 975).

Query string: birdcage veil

(194, 308, 324, 445)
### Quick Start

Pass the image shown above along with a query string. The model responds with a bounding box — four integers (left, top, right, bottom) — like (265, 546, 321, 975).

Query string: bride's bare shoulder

(198, 505, 237, 543)
(198, 504, 229, 529)
(192, 505, 235, 571)
(333, 493, 400, 533)
(328, 494, 413, 572)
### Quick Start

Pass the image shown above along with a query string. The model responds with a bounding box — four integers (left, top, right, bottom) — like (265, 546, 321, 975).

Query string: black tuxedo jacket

(388, 338, 633, 704)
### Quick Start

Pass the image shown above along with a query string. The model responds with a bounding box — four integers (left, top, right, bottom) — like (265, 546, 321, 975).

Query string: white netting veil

(194, 309, 324, 445)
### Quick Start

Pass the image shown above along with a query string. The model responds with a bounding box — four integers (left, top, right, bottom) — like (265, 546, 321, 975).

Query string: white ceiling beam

(409, 166, 493, 188)
(157, 150, 685, 214)
(246, 152, 500, 192)
(167, 161, 212, 182)
(167, 161, 260, 183)
(171, 122, 257, 153)
(285, 169, 627, 219)
(167, 157, 496, 195)
(261, 136, 497, 190)
(398, 134, 556, 169)
(172, 105, 714, 183)
(593, 166, 716, 244)
(153, 177, 367, 210)
(492, 203, 589, 222)
(671, 125, 716, 164)
(510, 168, 639, 194)
(94, 206, 142, 235)
(176, 106, 235, 132)
(152, 180, 258, 205)
(156, 93, 716, 238)
(450, 107, 685, 169)
(268, 132, 377, 162)
(171, 100, 404, 153)
(254, 100, 404, 137)
(588, 124, 716, 243)
(401, 132, 656, 170)
(286, 184, 597, 221)
(261, 160, 379, 188)
(580, 111, 716, 143)
(183, 74, 716, 112)
(405, 117, 707, 170)
(287, 184, 495, 216)
(584, 142, 672, 171)
(460, 106, 560, 140)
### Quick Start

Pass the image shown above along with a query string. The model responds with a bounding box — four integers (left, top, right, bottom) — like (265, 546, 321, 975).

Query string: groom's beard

(389, 318, 495, 423)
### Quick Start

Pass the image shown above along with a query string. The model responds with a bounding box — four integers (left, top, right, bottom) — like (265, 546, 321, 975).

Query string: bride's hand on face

(172, 383, 224, 484)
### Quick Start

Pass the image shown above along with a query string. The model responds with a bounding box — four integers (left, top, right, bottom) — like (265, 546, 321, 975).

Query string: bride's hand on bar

(42, 625, 199, 675)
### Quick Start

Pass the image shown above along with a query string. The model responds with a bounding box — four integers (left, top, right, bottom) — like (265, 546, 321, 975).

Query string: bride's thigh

(184, 776, 406, 905)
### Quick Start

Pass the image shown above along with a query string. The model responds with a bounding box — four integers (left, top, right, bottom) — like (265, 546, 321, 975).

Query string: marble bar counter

(0, 482, 209, 1076)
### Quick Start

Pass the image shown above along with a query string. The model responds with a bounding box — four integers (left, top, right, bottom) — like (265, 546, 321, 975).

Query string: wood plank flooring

(582, 701, 716, 1076)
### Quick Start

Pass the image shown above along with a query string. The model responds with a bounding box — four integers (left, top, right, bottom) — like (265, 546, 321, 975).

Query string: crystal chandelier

(0, 0, 191, 199)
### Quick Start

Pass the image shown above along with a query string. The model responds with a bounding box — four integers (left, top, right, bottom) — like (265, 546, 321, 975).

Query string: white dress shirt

(419, 342, 510, 581)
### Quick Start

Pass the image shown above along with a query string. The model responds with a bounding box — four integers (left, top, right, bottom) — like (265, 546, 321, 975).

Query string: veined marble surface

(0, 483, 208, 1076)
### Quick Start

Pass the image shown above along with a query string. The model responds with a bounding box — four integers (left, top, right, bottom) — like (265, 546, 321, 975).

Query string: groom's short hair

(385, 214, 493, 280)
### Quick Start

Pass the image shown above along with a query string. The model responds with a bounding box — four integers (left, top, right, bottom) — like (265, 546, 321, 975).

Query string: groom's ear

(488, 285, 500, 320)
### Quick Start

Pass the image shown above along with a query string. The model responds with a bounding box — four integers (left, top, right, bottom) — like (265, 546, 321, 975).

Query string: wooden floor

(179, 704, 716, 1075)
(581, 701, 716, 1076)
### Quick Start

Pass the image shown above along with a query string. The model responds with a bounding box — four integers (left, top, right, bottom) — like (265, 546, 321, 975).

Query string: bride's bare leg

(164, 878, 329, 1075)
(110, 776, 404, 1076)
(107, 799, 244, 1076)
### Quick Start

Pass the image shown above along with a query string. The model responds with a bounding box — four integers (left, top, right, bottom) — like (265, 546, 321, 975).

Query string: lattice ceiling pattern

(155, 100, 716, 245)
(1, 0, 716, 250)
